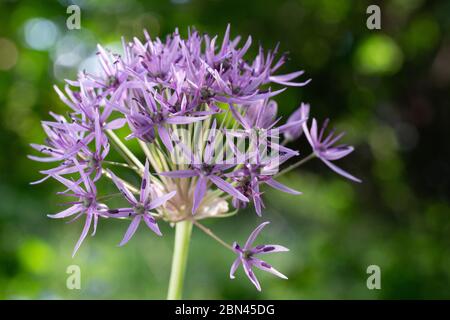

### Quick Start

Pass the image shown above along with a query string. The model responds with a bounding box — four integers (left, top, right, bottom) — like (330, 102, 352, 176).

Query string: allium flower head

(29, 25, 360, 294)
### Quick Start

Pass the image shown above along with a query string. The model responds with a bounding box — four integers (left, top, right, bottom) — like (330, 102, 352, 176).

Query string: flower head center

(199, 164, 214, 175)
(88, 156, 100, 170)
(134, 203, 146, 215)
(106, 75, 118, 88)
(243, 250, 253, 259)
(201, 87, 214, 99)
(82, 196, 95, 208)
(152, 113, 164, 124)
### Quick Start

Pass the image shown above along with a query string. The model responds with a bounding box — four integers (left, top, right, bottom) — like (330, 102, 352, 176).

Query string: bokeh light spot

(404, 16, 439, 57)
(354, 34, 403, 75)
(23, 18, 59, 51)
(18, 239, 55, 274)
(0, 38, 19, 71)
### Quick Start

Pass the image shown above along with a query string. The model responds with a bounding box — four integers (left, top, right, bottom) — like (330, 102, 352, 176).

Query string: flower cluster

(30, 25, 360, 291)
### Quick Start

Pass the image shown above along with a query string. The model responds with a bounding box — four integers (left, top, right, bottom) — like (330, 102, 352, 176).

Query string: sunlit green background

(1, 0, 449, 299)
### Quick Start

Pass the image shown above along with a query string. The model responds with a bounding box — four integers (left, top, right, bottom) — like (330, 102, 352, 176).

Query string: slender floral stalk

(103, 160, 139, 171)
(106, 129, 144, 172)
(193, 220, 234, 251)
(275, 153, 315, 178)
(167, 220, 193, 300)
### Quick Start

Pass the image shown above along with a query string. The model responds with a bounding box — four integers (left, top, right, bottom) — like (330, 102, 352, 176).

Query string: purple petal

(28, 155, 63, 163)
(208, 175, 248, 203)
(53, 85, 77, 111)
(172, 138, 200, 164)
(320, 158, 362, 183)
(252, 244, 289, 255)
(230, 257, 242, 279)
(244, 221, 270, 250)
(158, 125, 173, 152)
(119, 215, 142, 246)
(253, 193, 264, 217)
(147, 190, 176, 210)
(166, 115, 208, 125)
(270, 143, 299, 156)
(48, 204, 83, 219)
(158, 169, 198, 178)
(91, 213, 99, 236)
(192, 176, 207, 214)
(321, 146, 354, 161)
(106, 208, 134, 218)
(265, 178, 302, 195)
(242, 260, 261, 291)
(249, 88, 286, 101)
(30, 174, 52, 185)
(105, 118, 126, 130)
(107, 170, 137, 204)
(252, 257, 288, 279)
(51, 174, 83, 194)
(310, 118, 318, 145)
(228, 104, 250, 129)
(143, 214, 162, 236)
(256, 100, 277, 128)
(72, 211, 93, 257)
(203, 120, 217, 163)
(284, 103, 310, 140)
(302, 119, 315, 148)
(269, 70, 305, 82)
(270, 77, 311, 87)
(40, 163, 80, 176)
(237, 35, 252, 59)
(277, 118, 307, 134)
(140, 160, 151, 203)
(94, 111, 103, 153)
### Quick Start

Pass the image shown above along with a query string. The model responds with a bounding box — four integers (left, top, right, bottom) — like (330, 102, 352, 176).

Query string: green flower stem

(167, 220, 193, 300)
(193, 220, 234, 251)
(275, 152, 316, 178)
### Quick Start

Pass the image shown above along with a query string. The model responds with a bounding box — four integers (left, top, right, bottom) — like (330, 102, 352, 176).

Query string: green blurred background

(1, 0, 449, 299)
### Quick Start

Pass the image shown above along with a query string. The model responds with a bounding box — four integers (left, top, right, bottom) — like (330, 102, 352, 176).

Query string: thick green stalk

(167, 220, 193, 300)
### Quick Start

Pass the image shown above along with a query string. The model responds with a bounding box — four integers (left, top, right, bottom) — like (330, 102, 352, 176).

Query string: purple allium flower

(229, 98, 300, 133)
(228, 99, 305, 157)
(39, 140, 109, 183)
(48, 161, 107, 257)
(228, 153, 301, 216)
(54, 81, 126, 144)
(119, 85, 209, 150)
(107, 161, 176, 245)
(29, 113, 111, 183)
(303, 118, 361, 183)
(28, 113, 93, 184)
(230, 222, 289, 291)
